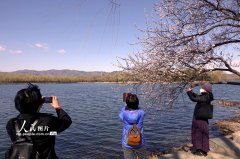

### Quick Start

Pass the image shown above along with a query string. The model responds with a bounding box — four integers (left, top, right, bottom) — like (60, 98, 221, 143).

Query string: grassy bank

(0, 72, 131, 83)
(0, 71, 238, 83)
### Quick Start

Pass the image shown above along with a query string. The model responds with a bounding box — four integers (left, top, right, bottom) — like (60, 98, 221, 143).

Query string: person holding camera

(187, 83, 214, 157)
(119, 93, 148, 159)
(6, 84, 72, 159)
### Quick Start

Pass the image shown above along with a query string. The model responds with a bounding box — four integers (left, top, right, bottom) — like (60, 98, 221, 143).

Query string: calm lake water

(0, 83, 239, 159)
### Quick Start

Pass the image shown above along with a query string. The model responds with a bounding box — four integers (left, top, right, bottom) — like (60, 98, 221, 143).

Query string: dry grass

(214, 116, 240, 135)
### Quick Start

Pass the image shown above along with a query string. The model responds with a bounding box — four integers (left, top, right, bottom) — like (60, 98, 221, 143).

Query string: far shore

(0, 81, 136, 84)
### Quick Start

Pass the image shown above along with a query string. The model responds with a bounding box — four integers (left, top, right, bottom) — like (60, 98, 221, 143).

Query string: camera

(123, 93, 131, 102)
(43, 97, 52, 103)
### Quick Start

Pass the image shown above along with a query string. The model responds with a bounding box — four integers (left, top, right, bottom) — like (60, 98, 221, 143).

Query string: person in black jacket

(6, 84, 72, 159)
(187, 83, 213, 157)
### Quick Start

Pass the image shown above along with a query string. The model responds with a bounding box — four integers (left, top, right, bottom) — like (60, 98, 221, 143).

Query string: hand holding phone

(51, 96, 61, 110)
(44, 97, 52, 103)
(123, 93, 132, 102)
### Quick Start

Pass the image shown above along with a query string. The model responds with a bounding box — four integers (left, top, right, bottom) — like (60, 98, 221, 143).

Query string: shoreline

(214, 115, 240, 136)
(148, 108, 240, 159)
(0, 81, 130, 84)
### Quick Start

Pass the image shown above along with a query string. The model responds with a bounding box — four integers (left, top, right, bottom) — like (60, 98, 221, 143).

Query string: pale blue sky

(0, 0, 158, 72)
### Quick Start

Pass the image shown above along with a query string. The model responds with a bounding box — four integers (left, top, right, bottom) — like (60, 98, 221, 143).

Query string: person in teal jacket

(119, 93, 148, 159)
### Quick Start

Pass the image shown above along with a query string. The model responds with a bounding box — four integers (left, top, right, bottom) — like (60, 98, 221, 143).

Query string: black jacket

(187, 91, 214, 120)
(6, 108, 72, 159)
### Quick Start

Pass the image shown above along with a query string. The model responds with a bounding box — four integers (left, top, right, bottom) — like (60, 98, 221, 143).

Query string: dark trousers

(191, 117, 209, 152)
(122, 145, 148, 159)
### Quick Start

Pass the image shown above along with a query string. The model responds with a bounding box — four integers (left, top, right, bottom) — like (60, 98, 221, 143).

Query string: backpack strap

(14, 120, 20, 133)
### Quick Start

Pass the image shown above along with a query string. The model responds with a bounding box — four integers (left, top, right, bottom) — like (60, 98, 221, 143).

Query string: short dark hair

(15, 84, 43, 113)
(126, 94, 139, 110)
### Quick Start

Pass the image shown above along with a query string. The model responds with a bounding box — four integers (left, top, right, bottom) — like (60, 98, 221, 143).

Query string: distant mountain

(11, 69, 108, 76)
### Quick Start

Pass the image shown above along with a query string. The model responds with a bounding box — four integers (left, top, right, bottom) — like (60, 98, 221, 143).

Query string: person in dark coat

(6, 84, 72, 159)
(187, 83, 214, 156)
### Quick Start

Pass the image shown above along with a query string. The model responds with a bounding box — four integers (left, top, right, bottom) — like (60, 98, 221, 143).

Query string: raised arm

(187, 91, 209, 103)
(50, 96, 72, 132)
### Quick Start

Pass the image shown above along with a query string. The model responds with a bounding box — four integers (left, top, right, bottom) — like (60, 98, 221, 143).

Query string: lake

(0, 83, 239, 159)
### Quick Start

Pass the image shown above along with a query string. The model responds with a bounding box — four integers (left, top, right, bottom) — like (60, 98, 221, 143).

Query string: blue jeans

(122, 145, 148, 159)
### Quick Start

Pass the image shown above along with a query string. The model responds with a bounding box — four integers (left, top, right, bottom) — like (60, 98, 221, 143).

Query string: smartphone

(44, 97, 52, 103)
(123, 93, 129, 102)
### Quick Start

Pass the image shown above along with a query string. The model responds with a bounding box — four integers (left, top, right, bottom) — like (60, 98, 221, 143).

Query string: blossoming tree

(121, 0, 240, 107)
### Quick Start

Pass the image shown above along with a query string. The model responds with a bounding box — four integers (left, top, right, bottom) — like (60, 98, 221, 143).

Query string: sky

(0, 0, 159, 72)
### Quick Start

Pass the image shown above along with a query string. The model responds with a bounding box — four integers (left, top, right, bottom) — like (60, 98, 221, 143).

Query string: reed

(0, 72, 130, 83)
(0, 71, 235, 83)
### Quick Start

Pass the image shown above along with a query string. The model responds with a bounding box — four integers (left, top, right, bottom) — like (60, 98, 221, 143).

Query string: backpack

(5, 120, 40, 159)
(126, 124, 141, 146)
